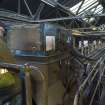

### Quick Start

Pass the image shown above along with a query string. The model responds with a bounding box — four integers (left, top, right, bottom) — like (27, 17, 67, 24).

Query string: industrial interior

(1, 0, 105, 105)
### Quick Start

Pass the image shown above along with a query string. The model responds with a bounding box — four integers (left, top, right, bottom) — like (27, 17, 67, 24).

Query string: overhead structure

(0, 0, 105, 28)
(0, 0, 72, 20)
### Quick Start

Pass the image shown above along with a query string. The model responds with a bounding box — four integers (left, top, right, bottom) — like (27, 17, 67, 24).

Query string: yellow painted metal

(0, 72, 15, 88)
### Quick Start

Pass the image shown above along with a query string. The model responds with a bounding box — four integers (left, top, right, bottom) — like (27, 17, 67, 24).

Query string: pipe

(73, 55, 105, 105)
(73, 59, 100, 105)
(89, 65, 105, 105)
(27, 65, 47, 105)
(73, 91, 80, 105)
(25, 71, 32, 105)
(100, 75, 105, 105)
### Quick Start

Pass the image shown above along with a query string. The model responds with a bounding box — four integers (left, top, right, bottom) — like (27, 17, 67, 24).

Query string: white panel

(46, 36, 55, 51)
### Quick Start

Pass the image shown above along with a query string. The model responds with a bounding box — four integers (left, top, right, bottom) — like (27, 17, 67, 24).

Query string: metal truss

(18, 0, 45, 19)
(0, 0, 74, 21)
(0, 0, 104, 30)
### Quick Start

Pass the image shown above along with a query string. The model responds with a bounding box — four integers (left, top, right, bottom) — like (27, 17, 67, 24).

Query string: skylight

(70, 0, 103, 15)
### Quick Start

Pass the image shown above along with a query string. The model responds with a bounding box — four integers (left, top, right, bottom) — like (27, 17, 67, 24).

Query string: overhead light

(72, 30, 81, 36)
(92, 27, 97, 30)
(41, 0, 55, 7)
(0, 68, 8, 74)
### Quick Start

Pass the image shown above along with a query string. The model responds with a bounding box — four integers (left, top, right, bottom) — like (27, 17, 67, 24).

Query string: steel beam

(34, 2, 45, 20)
(76, 0, 85, 15)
